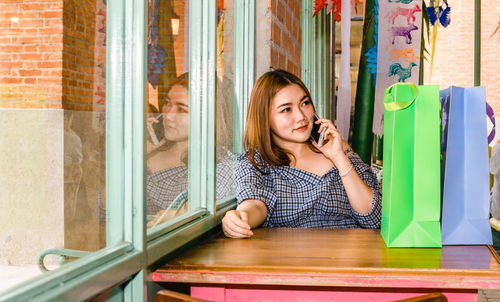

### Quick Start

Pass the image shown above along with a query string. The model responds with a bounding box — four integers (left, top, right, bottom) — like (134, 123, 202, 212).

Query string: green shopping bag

(380, 83, 442, 247)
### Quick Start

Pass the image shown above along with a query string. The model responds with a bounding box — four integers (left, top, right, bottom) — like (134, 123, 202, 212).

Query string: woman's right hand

(222, 210, 254, 238)
(146, 115, 166, 154)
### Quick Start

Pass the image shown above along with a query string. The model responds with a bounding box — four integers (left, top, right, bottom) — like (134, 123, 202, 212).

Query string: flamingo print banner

(372, 0, 422, 136)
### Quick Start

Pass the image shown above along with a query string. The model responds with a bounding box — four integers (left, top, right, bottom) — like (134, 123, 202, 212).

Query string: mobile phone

(310, 114, 326, 147)
(148, 127, 160, 145)
(148, 114, 164, 145)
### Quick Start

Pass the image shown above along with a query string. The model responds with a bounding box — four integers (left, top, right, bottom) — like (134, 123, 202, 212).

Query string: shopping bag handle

(486, 102, 496, 144)
(383, 83, 418, 111)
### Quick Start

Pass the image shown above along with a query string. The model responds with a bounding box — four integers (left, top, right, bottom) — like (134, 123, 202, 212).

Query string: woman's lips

(295, 125, 308, 131)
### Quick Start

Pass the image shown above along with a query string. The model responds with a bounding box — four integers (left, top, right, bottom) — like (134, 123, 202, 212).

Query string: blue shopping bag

(440, 86, 493, 245)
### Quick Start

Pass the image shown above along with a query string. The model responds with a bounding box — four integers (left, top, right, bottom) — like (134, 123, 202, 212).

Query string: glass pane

(146, 0, 193, 228)
(215, 0, 236, 204)
(0, 0, 106, 291)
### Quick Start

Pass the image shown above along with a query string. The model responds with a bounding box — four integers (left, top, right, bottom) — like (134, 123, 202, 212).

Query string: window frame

(0, 0, 255, 301)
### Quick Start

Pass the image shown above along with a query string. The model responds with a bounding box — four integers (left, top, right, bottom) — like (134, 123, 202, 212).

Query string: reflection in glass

(146, 0, 192, 228)
(146, 74, 190, 227)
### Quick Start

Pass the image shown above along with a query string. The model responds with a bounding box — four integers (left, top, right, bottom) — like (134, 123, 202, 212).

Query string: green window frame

(0, 0, 254, 301)
(301, 0, 332, 120)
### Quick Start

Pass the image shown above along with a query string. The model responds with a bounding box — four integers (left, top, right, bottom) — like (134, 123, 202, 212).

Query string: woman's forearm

(236, 199, 268, 228)
(333, 154, 374, 214)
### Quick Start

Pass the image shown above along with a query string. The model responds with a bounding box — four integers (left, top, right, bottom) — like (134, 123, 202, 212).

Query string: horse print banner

(372, 0, 423, 136)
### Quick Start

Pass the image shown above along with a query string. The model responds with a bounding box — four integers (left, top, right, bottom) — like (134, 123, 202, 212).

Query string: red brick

(21, 12, 39, 18)
(39, 45, 62, 52)
(271, 47, 279, 67)
(38, 61, 62, 69)
(0, 12, 21, 19)
(20, 19, 44, 27)
(19, 36, 44, 44)
(42, 35, 63, 43)
(23, 78, 37, 84)
(23, 45, 38, 52)
(285, 11, 291, 29)
(277, 1, 285, 23)
(0, 4, 20, 11)
(0, 0, 23, 4)
(40, 11, 62, 18)
(22, 28, 39, 35)
(22, 61, 37, 68)
(38, 77, 61, 84)
(270, 0, 277, 15)
(278, 53, 286, 69)
(0, 77, 22, 84)
(19, 53, 43, 60)
(19, 69, 42, 76)
(271, 22, 280, 43)
(0, 20, 11, 27)
(42, 27, 62, 35)
(0, 45, 22, 52)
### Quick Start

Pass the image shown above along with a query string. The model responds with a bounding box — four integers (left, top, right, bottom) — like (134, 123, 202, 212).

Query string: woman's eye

(280, 107, 290, 113)
(302, 100, 311, 106)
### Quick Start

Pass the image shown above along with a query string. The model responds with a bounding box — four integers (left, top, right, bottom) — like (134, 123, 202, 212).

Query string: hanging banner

(372, 0, 423, 136)
(336, 0, 352, 140)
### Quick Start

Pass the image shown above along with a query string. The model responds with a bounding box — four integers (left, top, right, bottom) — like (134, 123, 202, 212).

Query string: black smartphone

(310, 114, 325, 147)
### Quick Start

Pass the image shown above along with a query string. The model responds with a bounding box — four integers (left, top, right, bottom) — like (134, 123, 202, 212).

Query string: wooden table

(152, 228, 500, 301)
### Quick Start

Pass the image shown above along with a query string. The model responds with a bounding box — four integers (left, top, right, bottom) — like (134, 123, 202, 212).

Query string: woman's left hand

(311, 118, 345, 162)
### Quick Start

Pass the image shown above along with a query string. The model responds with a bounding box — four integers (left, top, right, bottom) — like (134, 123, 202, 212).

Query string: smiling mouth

(295, 125, 308, 131)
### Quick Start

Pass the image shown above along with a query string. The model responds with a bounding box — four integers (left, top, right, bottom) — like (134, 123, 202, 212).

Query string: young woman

(222, 69, 381, 238)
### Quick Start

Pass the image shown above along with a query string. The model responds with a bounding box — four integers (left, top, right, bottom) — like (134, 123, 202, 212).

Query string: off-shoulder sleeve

(234, 154, 277, 224)
(347, 152, 382, 229)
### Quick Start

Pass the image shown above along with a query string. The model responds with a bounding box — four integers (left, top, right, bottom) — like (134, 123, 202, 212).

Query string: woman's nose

(294, 108, 306, 122)
(163, 105, 179, 115)
(163, 110, 177, 121)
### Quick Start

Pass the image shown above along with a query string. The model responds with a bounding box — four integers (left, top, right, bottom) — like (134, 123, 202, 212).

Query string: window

(0, 0, 107, 292)
(0, 0, 254, 300)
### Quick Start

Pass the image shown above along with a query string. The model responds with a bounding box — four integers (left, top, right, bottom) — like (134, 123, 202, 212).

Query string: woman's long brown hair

(244, 69, 316, 170)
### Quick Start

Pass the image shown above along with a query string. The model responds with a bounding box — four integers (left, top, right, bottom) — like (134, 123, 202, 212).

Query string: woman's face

(268, 84, 315, 147)
(162, 84, 189, 142)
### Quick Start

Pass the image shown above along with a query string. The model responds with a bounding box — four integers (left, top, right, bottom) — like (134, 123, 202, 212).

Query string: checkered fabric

(235, 152, 382, 229)
(147, 152, 235, 215)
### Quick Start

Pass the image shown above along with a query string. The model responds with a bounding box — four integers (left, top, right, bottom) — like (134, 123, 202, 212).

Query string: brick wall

(269, 0, 302, 76)
(62, 0, 98, 111)
(0, 0, 106, 111)
(0, 0, 64, 108)
(91, 0, 105, 109)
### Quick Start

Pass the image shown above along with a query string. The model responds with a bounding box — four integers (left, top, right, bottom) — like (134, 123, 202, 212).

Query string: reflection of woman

(146, 73, 234, 225)
(147, 73, 190, 218)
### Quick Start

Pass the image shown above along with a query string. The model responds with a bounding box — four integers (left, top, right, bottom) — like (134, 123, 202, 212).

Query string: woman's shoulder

(236, 151, 271, 174)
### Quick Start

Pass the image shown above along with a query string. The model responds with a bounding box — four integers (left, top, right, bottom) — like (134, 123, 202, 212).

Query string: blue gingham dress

(235, 152, 382, 228)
